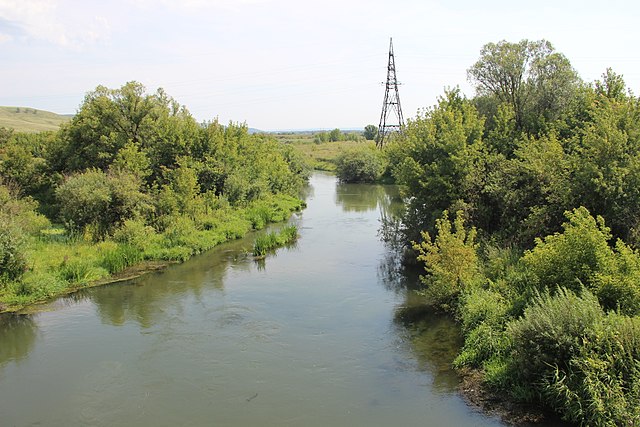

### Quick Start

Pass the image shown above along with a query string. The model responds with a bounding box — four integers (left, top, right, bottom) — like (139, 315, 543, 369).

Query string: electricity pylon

(377, 37, 405, 148)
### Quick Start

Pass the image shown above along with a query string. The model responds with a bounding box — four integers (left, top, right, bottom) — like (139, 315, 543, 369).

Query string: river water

(0, 172, 506, 426)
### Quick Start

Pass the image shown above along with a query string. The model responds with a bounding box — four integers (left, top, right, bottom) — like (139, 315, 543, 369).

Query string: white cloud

(0, 0, 111, 49)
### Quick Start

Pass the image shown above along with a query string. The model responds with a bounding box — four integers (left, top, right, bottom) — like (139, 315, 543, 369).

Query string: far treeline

(0, 82, 309, 310)
(348, 39, 640, 425)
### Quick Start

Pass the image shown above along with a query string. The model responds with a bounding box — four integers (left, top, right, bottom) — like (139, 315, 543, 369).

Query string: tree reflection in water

(0, 314, 38, 367)
(375, 184, 464, 394)
(89, 237, 252, 328)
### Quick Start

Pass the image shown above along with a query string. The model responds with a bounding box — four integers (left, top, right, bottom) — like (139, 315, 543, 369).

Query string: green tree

(485, 132, 572, 243)
(49, 82, 199, 179)
(329, 128, 342, 142)
(567, 81, 640, 244)
(363, 125, 378, 140)
(468, 39, 579, 134)
(392, 88, 485, 239)
(335, 145, 385, 183)
(413, 210, 479, 311)
(56, 169, 150, 240)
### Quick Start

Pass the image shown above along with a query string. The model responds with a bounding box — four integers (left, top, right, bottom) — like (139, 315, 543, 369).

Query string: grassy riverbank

(0, 82, 309, 313)
(0, 194, 305, 312)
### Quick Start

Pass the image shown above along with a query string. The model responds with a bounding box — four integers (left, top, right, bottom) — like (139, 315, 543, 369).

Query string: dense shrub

(508, 288, 604, 387)
(546, 313, 640, 426)
(413, 210, 479, 311)
(335, 145, 386, 183)
(112, 219, 157, 251)
(0, 219, 26, 282)
(521, 207, 612, 294)
(506, 288, 640, 425)
(56, 169, 150, 240)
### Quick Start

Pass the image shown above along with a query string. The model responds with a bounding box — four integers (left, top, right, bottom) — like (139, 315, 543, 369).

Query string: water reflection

(373, 184, 463, 394)
(335, 182, 402, 215)
(394, 301, 463, 393)
(0, 314, 38, 367)
(90, 238, 251, 328)
(0, 173, 507, 427)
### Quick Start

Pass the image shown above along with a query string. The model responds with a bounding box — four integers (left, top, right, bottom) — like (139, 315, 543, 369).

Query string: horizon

(2, 0, 639, 131)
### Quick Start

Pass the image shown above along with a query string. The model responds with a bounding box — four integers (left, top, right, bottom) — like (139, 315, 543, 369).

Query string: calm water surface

(0, 172, 506, 426)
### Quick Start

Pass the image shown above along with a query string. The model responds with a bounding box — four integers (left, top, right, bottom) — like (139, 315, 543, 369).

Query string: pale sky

(1, 0, 639, 131)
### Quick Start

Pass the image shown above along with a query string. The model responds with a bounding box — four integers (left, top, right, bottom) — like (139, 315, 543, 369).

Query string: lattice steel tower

(377, 37, 405, 148)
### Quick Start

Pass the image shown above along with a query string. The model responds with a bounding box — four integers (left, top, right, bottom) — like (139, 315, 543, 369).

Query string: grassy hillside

(0, 106, 71, 132)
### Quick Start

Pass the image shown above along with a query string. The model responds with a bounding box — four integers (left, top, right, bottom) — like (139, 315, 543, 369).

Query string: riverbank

(458, 368, 569, 426)
(0, 171, 510, 427)
(0, 194, 305, 314)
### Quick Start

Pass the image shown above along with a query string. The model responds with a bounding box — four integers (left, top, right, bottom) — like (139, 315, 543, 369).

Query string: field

(277, 133, 370, 171)
(0, 106, 71, 132)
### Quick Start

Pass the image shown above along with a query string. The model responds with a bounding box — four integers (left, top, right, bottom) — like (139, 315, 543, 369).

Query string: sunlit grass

(288, 140, 371, 171)
(253, 225, 298, 257)
(1, 195, 305, 312)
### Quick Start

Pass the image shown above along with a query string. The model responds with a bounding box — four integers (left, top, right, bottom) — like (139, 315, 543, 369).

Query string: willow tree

(468, 39, 579, 136)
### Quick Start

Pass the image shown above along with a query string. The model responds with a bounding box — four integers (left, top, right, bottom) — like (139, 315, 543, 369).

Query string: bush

(521, 207, 613, 295)
(413, 210, 480, 311)
(458, 286, 510, 334)
(335, 145, 386, 183)
(0, 219, 27, 282)
(56, 169, 150, 240)
(112, 219, 157, 251)
(518, 304, 640, 425)
(508, 288, 604, 387)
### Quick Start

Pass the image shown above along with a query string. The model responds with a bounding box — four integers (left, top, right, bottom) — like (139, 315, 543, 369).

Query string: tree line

(385, 39, 640, 425)
(0, 82, 309, 310)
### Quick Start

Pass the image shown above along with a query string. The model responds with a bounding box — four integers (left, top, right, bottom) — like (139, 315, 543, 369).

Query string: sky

(1, 0, 639, 131)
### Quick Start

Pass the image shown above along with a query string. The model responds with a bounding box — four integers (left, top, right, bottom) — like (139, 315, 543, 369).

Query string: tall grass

(252, 225, 298, 257)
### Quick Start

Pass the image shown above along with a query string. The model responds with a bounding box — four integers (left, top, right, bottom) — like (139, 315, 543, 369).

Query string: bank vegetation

(0, 82, 308, 311)
(386, 40, 640, 426)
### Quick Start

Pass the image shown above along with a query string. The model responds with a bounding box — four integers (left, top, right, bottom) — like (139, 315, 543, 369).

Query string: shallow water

(0, 172, 506, 426)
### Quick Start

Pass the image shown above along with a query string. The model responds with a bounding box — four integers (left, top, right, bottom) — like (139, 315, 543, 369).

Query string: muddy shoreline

(458, 368, 570, 426)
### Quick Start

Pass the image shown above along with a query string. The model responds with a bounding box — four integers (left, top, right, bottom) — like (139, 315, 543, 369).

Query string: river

(0, 172, 506, 426)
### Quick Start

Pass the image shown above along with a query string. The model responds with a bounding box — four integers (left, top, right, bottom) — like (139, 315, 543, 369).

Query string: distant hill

(0, 106, 71, 133)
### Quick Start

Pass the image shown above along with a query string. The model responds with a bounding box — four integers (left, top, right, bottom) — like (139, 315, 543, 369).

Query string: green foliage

(329, 128, 342, 142)
(0, 82, 308, 312)
(521, 207, 612, 294)
(58, 258, 106, 284)
(0, 219, 26, 283)
(252, 225, 298, 257)
(509, 288, 604, 387)
(11, 271, 67, 300)
(392, 89, 486, 239)
(101, 244, 144, 274)
(413, 210, 479, 311)
(506, 289, 640, 425)
(56, 169, 150, 240)
(335, 145, 386, 183)
(468, 39, 579, 134)
(386, 39, 640, 425)
(313, 128, 363, 144)
(549, 313, 640, 426)
(363, 124, 378, 140)
(112, 218, 157, 251)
